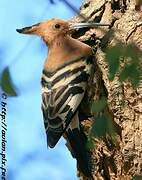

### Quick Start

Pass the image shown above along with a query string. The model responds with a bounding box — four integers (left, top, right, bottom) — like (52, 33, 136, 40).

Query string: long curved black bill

(16, 23, 40, 34)
(16, 26, 32, 33)
(70, 22, 110, 29)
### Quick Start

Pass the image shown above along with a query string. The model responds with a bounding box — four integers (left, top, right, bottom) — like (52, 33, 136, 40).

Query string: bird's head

(16, 19, 70, 44)
(16, 18, 109, 44)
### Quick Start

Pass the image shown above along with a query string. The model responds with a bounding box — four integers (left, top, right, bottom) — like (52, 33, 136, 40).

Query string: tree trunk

(69, 0, 142, 179)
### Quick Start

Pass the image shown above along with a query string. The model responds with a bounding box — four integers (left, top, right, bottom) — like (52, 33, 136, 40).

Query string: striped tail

(65, 113, 92, 178)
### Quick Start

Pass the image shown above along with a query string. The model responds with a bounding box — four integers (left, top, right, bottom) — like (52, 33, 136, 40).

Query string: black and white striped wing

(41, 57, 92, 148)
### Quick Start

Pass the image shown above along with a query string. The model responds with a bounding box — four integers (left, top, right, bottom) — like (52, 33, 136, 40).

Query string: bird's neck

(44, 35, 92, 71)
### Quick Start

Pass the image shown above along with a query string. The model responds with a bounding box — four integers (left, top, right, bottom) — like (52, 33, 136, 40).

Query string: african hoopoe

(16, 19, 109, 177)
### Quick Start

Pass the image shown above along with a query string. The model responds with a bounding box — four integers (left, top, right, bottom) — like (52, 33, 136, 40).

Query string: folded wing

(41, 57, 92, 148)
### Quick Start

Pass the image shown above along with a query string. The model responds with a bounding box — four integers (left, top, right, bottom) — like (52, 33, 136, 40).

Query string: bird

(16, 19, 109, 178)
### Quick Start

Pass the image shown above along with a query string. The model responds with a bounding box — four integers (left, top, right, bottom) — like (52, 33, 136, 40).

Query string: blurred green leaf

(0, 67, 17, 96)
(91, 97, 107, 112)
(86, 139, 96, 150)
(130, 69, 141, 87)
(123, 44, 141, 63)
(119, 64, 132, 82)
(132, 176, 142, 180)
(106, 45, 122, 81)
(119, 64, 141, 87)
(91, 112, 115, 138)
(106, 43, 142, 87)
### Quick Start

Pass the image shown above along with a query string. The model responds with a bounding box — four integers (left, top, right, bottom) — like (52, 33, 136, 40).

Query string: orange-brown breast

(44, 35, 92, 71)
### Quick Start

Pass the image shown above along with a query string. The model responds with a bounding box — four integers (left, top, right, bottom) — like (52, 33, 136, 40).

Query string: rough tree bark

(68, 0, 142, 179)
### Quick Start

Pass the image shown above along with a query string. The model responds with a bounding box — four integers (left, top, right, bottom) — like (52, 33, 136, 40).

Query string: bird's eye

(54, 24, 61, 29)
